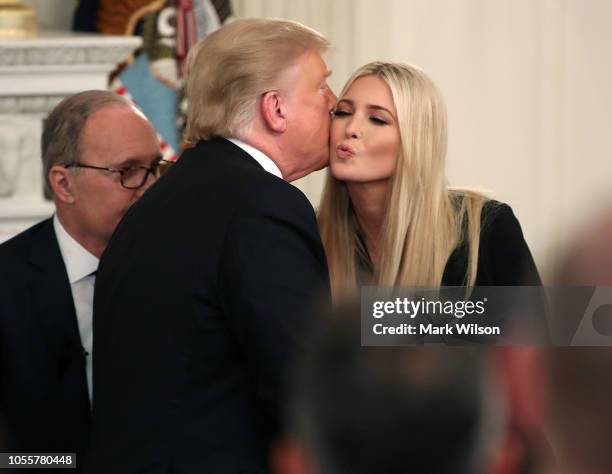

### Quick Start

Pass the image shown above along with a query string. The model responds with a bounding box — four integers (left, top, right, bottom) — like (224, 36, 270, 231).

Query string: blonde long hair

(318, 62, 487, 300)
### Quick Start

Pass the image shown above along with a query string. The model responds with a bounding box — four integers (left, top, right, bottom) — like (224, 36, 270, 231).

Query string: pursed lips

(335, 143, 356, 159)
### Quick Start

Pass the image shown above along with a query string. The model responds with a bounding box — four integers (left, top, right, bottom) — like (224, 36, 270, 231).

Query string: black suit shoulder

(232, 170, 320, 231)
(0, 217, 90, 468)
(0, 218, 50, 263)
(188, 138, 314, 208)
(0, 219, 59, 304)
(115, 138, 313, 236)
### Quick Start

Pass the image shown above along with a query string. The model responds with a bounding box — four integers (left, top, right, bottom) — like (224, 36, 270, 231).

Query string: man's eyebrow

(115, 154, 163, 168)
(325, 70, 332, 78)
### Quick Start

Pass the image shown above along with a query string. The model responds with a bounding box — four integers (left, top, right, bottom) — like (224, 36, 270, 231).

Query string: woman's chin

(330, 161, 354, 180)
(329, 169, 352, 182)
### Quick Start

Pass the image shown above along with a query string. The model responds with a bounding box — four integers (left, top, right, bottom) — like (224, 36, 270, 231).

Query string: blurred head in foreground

(542, 349, 612, 474)
(542, 208, 612, 474)
(275, 303, 505, 474)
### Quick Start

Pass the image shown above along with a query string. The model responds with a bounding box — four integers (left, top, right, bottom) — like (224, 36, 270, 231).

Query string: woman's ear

(48, 165, 76, 204)
(260, 90, 288, 133)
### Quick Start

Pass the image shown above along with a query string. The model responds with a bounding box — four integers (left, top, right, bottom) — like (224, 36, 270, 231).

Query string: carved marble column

(0, 31, 141, 243)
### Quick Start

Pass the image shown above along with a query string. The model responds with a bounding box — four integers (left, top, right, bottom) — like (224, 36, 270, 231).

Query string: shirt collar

(53, 214, 99, 284)
(227, 138, 283, 179)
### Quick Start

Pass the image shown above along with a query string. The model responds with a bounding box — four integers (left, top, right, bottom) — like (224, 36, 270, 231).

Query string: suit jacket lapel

(26, 220, 88, 390)
(27, 220, 80, 338)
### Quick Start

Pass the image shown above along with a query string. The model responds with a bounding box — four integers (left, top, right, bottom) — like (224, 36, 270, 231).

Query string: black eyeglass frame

(63, 160, 172, 189)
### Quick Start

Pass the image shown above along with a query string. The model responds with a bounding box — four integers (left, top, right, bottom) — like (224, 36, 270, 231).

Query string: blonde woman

(318, 62, 540, 300)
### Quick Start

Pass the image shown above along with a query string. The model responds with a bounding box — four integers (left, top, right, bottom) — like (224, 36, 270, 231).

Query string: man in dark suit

(87, 19, 336, 474)
(273, 304, 503, 474)
(0, 90, 162, 471)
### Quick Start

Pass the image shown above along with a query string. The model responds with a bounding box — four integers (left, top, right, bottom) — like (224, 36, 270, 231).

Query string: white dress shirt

(53, 215, 99, 403)
(228, 137, 283, 179)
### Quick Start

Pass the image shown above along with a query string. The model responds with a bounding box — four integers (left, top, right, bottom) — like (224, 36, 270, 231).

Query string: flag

(73, 0, 232, 159)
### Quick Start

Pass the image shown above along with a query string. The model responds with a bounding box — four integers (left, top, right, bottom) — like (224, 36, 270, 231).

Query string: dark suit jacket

(0, 218, 91, 472)
(88, 138, 330, 474)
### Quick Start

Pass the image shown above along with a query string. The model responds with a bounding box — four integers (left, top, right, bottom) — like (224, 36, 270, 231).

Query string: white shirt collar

(227, 138, 283, 179)
(53, 214, 99, 284)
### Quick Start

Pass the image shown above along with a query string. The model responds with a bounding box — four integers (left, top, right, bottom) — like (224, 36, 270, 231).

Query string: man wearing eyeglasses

(0, 90, 163, 470)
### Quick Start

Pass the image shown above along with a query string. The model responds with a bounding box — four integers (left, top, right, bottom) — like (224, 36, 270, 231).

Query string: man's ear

(260, 90, 287, 133)
(49, 165, 76, 204)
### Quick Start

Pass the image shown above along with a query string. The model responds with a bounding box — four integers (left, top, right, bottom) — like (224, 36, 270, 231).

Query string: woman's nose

(345, 117, 362, 139)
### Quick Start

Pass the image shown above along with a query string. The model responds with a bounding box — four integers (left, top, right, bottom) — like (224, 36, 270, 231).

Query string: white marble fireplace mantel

(0, 31, 141, 243)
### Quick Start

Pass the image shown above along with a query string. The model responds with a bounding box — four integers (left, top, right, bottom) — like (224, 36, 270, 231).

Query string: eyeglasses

(64, 159, 174, 189)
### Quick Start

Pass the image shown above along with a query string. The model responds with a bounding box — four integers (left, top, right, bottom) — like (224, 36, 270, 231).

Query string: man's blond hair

(184, 18, 329, 145)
